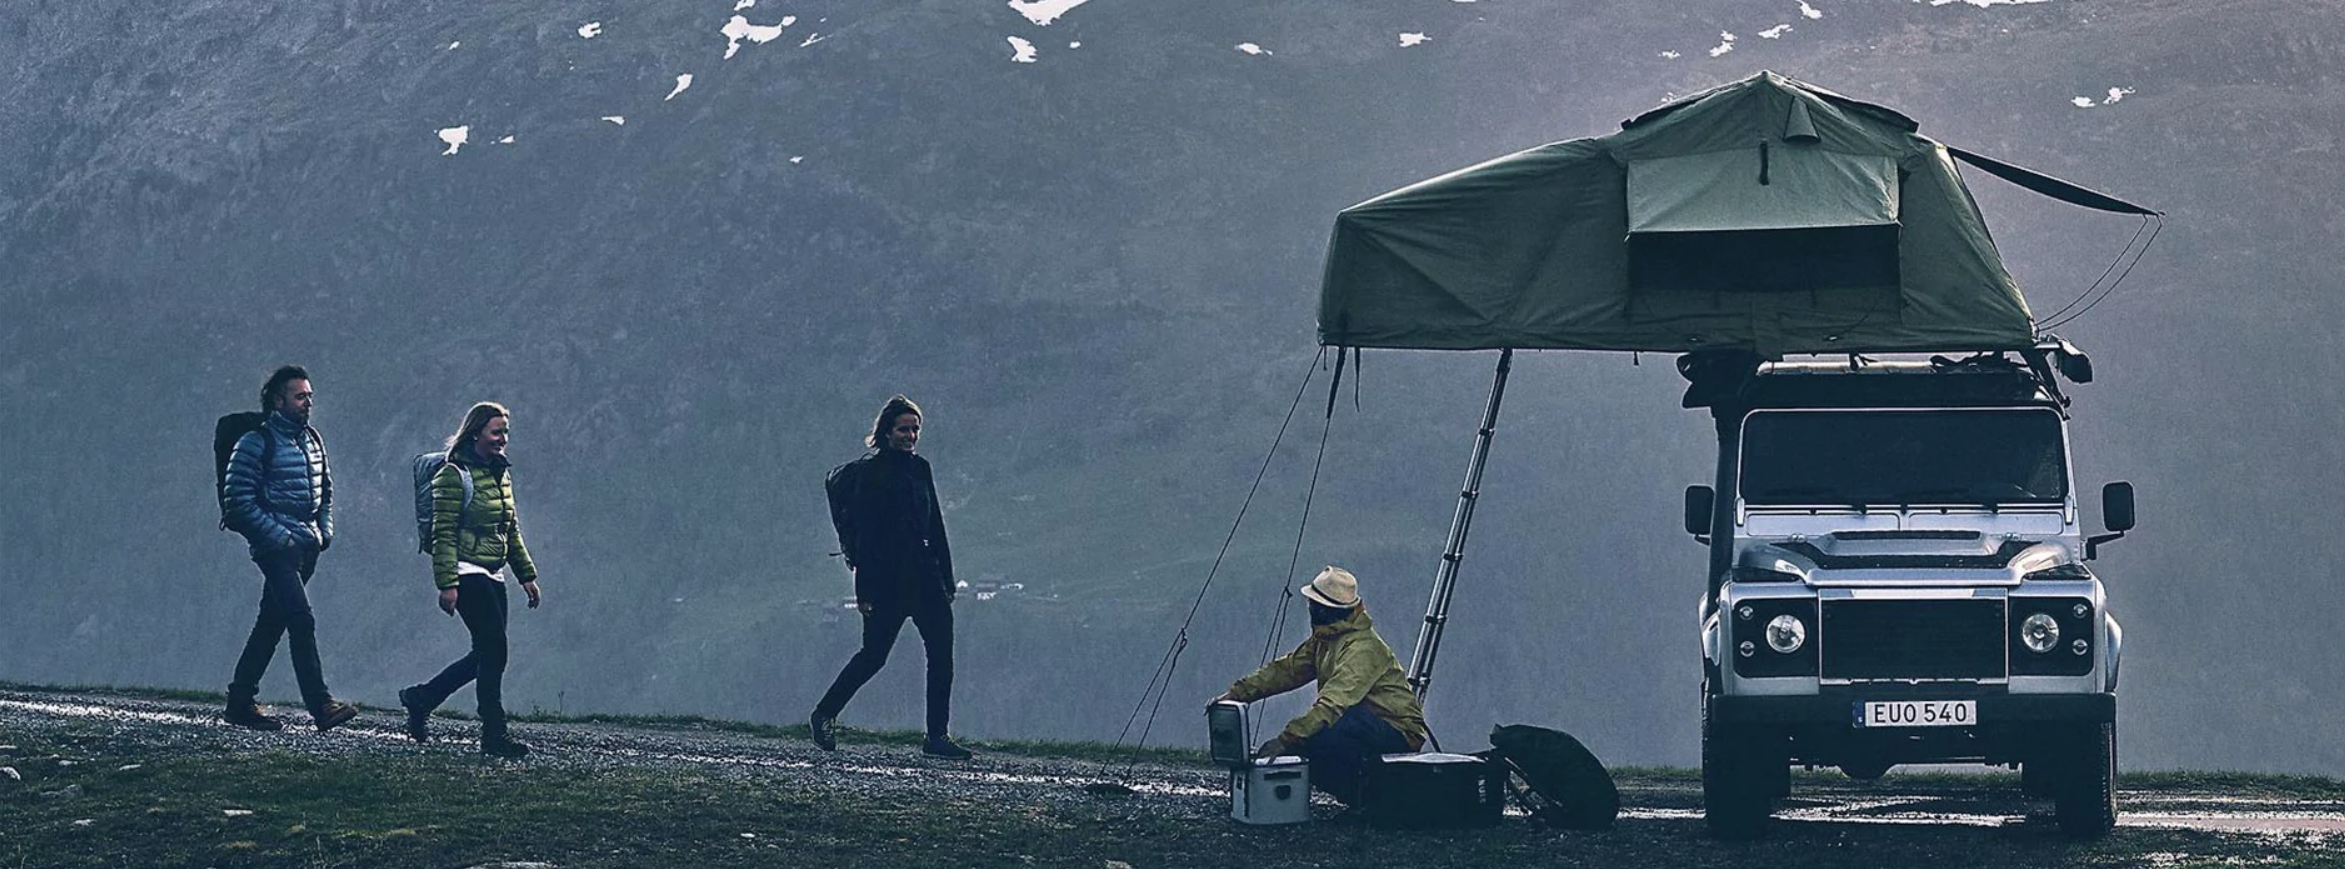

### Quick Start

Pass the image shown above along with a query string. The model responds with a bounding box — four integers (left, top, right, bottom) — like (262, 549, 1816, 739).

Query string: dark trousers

(228, 549, 331, 711)
(411, 575, 511, 738)
(814, 594, 954, 737)
(1300, 704, 1413, 804)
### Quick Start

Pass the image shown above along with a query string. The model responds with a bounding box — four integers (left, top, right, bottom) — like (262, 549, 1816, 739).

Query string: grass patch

(0, 682, 227, 704)
(2124, 769, 2345, 801)
(3, 728, 1210, 869)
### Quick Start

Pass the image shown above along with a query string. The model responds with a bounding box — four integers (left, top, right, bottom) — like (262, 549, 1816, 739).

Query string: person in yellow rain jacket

(1212, 566, 1430, 803)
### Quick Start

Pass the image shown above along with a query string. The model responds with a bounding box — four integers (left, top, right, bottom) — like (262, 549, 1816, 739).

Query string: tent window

(1630, 224, 1900, 294)
(1627, 148, 1901, 294)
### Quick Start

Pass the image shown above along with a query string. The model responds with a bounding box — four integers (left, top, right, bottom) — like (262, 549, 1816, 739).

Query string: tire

(1701, 690, 1775, 840)
(2054, 720, 2117, 838)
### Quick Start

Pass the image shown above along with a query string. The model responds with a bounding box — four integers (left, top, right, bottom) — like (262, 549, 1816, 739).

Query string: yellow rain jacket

(1226, 608, 1429, 749)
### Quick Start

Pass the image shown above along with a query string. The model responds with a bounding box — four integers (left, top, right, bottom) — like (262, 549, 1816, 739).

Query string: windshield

(1739, 408, 2069, 506)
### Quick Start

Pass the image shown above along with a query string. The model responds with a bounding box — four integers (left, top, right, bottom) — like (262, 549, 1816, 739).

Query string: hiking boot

(809, 713, 837, 752)
(396, 686, 431, 743)
(223, 701, 284, 731)
(310, 700, 359, 733)
(923, 735, 973, 760)
(481, 736, 533, 759)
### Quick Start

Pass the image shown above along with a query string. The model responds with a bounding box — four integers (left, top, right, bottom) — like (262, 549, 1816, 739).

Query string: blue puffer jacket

(221, 411, 334, 555)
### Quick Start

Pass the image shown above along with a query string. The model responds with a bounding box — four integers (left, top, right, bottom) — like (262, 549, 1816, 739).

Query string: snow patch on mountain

(722, 15, 792, 59)
(1008, 0, 1091, 26)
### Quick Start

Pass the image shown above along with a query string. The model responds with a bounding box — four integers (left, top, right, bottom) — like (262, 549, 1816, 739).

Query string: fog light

(1738, 640, 1756, 658)
(2071, 638, 2089, 656)
(2021, 613, 2060, 653)
(1765, 614, 1807, 654)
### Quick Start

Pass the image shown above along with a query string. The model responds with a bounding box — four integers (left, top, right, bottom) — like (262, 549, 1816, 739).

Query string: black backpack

(823, 453, 873, 560)
(213, 412, 270, 530)
(1487, 723, 1620, 830)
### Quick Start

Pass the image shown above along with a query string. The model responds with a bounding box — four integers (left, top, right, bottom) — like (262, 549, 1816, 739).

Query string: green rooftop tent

(1320, 72, 2159, 699)
(1320, 70, 2153, 357)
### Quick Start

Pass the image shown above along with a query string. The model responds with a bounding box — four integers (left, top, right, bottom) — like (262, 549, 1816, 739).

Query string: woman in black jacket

(811, 395, 970, 759)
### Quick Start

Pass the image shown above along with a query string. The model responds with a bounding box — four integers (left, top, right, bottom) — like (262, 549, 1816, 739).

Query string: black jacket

(829, 449, 954, 605)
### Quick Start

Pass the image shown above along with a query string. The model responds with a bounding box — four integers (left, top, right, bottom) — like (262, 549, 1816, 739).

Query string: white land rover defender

(1681, 342, 2133, 839)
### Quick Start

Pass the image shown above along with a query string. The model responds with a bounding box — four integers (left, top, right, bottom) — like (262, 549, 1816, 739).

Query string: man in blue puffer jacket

(219, 365, 358, 732)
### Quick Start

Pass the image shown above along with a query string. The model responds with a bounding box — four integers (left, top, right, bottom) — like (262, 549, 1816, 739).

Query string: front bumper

(1714, 691, 2114, 725)
(1713, 691, 2114, 766)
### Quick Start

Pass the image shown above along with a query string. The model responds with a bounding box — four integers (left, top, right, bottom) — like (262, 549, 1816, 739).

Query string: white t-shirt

(455, 561, 504, 583)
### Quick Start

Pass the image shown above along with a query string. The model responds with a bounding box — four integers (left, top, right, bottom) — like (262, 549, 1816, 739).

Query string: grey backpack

(412, 452, 476, 554)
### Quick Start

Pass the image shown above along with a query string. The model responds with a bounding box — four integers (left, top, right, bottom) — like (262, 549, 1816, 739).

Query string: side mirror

(1684, 485, 1715, 537)
(2086, 481, 2135, 560)
(2102, 481, 2136, 532)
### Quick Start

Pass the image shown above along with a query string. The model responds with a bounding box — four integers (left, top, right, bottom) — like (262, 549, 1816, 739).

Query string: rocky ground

(3, 685, 2342, 868)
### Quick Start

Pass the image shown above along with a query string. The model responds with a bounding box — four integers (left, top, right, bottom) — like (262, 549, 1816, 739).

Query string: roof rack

(1678, 337, 2091, 413)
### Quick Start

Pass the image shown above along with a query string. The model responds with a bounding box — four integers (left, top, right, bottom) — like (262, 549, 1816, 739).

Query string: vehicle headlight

(1765, 614, 1807, 654)
(2021, 612, 2060, 654)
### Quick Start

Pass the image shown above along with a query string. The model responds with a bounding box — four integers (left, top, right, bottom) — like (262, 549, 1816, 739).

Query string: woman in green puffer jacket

(396, 402, 543, 758)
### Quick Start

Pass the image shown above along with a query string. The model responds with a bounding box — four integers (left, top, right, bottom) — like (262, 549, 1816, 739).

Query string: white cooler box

(1208, 700, 1311, 825)
(1231, 757, 1311, 825)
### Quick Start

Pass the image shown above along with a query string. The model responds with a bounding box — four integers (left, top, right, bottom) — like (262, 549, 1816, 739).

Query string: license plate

(1856, 700, 1976, 728)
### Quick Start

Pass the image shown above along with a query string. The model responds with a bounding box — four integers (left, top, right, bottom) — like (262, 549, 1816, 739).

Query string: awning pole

(1406, 348, 1513, 700)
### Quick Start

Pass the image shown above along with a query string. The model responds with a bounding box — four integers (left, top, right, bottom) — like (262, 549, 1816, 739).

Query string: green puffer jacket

(429, 454, 538, 590)
(1227, 608, 1429, 749)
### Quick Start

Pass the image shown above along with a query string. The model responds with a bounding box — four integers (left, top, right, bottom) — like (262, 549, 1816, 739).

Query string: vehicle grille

(1820, 598, 2006, 680)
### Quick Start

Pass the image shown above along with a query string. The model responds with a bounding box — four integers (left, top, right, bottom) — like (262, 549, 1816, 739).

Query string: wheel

(1701, 690, 1776, 840)
(2054, 720, 2117, 838)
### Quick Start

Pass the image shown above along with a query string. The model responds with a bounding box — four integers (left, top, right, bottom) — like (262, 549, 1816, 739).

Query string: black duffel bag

(1356, 752, 1506, 829)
